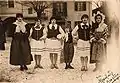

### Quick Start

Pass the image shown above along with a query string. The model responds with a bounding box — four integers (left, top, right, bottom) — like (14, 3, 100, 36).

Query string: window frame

(28, 7, 33, 14)
(74, 2, 86, 11)
(8, 0, 14, 8)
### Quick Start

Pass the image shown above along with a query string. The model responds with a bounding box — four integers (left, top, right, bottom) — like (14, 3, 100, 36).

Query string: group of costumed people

(0, 12, 109, 72)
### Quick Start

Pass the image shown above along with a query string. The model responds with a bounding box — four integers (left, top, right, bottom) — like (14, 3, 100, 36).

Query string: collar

(80, 23, 89, 29)
(34, 24, 42, 29)
(81, 23, 89, 26)
(13, 20, 27, 26)
(49, 24, 57, 29)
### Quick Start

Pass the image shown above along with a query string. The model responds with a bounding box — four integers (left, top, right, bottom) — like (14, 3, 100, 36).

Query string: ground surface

(0, 38, 120, 83)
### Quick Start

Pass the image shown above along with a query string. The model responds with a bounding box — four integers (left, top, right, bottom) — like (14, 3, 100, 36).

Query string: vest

(66, 32, 73, 43)
(31, 26, 44, 40)
(78, 24, 90, 41)
(47, 25, 60, 38)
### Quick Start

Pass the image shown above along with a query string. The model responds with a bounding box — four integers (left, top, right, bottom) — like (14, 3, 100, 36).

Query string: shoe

(54, 64, 58, 69)
(84, 66, 88, 71)
(68, 65, 74, 69)
(20, 66, 24, 71)
(93, 67, 98, 72)
(65, 65, 68, 69)
(81, 66, 85, 71)
(34, 65, 39, 69)
(38, 65, 44, 69)
(50, 64, 54, 69)
(24, 65, 28, 70)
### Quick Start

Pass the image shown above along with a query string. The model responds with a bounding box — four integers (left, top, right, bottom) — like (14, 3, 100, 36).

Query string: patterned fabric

(30, 39, 45, 55)
(77, 39, 90, 57)
(45, 38, 62, 54)
(90, 22, 108, 63)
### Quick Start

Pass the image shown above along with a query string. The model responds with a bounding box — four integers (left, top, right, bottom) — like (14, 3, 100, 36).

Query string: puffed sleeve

(41, 25, 47, 39)
(57, 26, 65, 39)
(72, 25, 79, 37)
(25, 24, 31, 37)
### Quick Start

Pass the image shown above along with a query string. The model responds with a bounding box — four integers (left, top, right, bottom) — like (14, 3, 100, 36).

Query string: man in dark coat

(0, 17, 6, 51)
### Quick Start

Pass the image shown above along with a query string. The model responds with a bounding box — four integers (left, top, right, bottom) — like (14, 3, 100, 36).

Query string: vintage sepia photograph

(0, 0, 120, 83)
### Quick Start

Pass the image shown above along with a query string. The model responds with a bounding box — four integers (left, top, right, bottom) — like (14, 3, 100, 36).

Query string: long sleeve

(25, 24, 31, 37)
(29, 27, 33, 37)
(72, 25, 79, 37)
(59, 26, 65, 35)
(41, 27, 47, 39)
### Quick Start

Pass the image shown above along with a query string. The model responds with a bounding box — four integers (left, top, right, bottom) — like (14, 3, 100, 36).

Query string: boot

(68, 63, 74, 69)
(24, 65, 28, 70)
(50, 53, 54, 69)
(65, 63, 69, 69)
(20, 65, 24, 71)
(54, 53, 58, 69)
(93, 62, 99, 72)
(34, 55, 39, 69)
(54, 64, 59, 69)
(80, 57, 85, 71)
(38, 55, 43, 69)
(84, 56, 88, 71)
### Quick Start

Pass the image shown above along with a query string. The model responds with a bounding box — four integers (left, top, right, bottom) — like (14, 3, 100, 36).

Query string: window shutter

(63, 2, 67, 17)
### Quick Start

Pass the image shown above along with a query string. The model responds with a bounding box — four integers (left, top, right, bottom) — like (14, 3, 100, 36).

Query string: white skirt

(30, 39, 45, 55)
(77, 39, 90, 57)
(45, 38, 62, 54)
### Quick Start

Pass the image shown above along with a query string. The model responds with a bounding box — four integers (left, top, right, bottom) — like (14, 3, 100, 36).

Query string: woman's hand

(99, 38, 106, 44)
(90, 37, 96, 43)
(39, 37, 46, 41)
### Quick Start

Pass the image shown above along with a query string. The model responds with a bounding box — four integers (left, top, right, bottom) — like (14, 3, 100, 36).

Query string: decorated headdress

(92, 11, 105, 23)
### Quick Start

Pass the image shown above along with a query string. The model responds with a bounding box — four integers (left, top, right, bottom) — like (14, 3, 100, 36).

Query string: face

(96, 16, 102, 24)
(82, 17, 88, 24)
(36, 20, 41, 25)
(17, 17, 23, 22)
(51, 19, 56, 25)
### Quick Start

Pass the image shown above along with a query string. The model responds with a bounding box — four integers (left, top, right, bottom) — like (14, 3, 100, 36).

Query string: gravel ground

(0, 38, 120, 83)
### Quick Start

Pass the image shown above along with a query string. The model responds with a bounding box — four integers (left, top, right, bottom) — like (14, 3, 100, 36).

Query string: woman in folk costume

(46, 16, 65, 69)
(90, 12, 108, 72)
(72, 14, 91, 71)
(30, 19, 46, 69)
(10, 13, 33, 71)
(63, 22, 74, 69)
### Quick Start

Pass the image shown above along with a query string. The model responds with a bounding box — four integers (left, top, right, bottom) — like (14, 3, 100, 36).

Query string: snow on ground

(0, 38, 108, 83)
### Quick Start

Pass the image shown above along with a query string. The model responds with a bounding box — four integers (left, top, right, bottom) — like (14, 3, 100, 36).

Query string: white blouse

(13, 20, 27, 33)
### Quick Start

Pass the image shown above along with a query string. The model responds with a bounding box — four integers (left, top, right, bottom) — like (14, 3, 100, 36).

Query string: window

(28, 8, 33, 14)
(75, 2, 86, 11)
(8, 0, 14, 8)
(53, 2, 67, 17)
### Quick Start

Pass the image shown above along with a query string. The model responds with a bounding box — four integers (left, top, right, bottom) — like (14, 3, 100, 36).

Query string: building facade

(0, 0, 92, 33)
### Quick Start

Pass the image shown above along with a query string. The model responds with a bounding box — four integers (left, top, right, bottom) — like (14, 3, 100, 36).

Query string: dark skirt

(63, 42, 74, 63)
(90, 42, 106, 63)
(10, 33, 33, 65)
